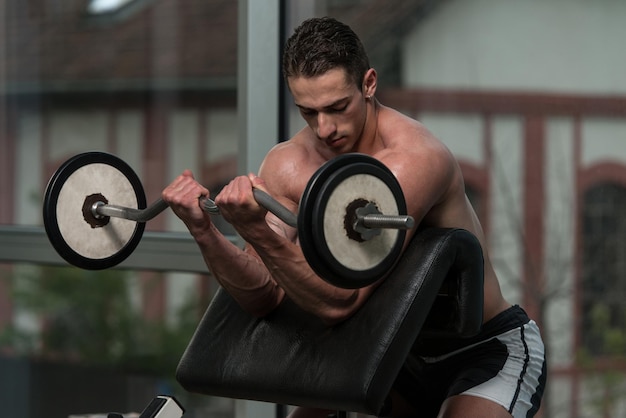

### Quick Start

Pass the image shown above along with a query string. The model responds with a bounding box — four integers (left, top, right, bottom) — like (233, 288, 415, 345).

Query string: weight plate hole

(82, 193, 110, 228)
(344, 198, 370, 243)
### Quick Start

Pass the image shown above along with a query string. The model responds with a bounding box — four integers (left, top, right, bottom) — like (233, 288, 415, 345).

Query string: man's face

(288, 68, 367, 153)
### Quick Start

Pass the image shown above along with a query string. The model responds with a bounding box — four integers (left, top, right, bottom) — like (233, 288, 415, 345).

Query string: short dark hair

(282, 17, 371, 88)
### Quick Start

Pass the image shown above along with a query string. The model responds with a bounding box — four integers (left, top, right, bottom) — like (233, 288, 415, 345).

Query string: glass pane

(3, 1, 626, 417)
(582, 183, 626, 356)
(1, 1, 238, 416)
(1, 0, 238, 234)
(1, 262, 225, 416)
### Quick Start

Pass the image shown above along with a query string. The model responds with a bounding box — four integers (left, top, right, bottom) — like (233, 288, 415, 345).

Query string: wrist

(190, 220, 220, 247)
(237, 220, 276, 243)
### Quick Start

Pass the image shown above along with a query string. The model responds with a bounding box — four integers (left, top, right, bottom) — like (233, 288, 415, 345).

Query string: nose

(316, 113, 336, 140)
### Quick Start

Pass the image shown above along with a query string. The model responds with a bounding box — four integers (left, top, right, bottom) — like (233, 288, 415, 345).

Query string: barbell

(43, 152, 414, 288)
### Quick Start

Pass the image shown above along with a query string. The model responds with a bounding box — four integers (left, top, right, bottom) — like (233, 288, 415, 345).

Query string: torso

(259, 102, 510, 323)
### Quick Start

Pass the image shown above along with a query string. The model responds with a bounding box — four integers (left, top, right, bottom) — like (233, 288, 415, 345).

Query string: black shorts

(392, 305, 547, 417)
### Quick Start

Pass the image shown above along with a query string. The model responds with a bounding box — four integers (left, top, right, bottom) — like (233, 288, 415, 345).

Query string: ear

(362, 68, 377, 98)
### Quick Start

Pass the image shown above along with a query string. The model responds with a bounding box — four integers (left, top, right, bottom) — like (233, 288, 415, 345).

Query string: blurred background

(1, 0, 626, 417)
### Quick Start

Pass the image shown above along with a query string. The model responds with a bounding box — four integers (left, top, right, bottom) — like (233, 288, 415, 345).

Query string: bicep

(380, 148, 456, 231)
(257, 148, 304, 243)
(265, 210, 298, 242)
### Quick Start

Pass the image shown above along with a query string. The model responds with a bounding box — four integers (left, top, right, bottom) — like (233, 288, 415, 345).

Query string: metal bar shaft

(200, 189, 298, 228)
(360, 214, 415, 230)
(94, 192, 414, 231)
(94, 199, 170, 223)
(94, 189, 299, 228)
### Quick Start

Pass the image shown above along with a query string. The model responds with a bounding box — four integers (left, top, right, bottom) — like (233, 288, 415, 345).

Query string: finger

(178, 171, 209, 196)
(248, 173, 268, 193)
(215, 176, 257, 211)
(164, 171, 209, 204)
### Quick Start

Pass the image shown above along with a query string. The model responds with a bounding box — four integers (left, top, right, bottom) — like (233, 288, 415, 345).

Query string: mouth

(326, 136, 345, 147)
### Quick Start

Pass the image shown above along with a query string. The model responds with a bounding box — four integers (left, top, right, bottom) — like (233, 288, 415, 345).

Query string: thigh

(454, 321, 547, 417)
(391, 335, 519, 417)
(439, 395, 512, 418)
(388, 358, 450, 418)
(383, 389, 423, 418)
(287, 407, 333, 418)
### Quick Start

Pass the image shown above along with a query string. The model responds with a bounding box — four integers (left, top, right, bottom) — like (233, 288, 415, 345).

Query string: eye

(330, 105, 348, 113)
(299, 108, 316, 117)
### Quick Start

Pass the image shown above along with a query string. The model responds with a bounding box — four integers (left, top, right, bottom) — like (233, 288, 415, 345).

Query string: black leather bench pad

(176, 228, 484, 415)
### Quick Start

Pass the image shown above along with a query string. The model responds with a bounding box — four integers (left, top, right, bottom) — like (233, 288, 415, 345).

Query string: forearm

(193, 222, 285, 317)
(243, 225, 362, 324)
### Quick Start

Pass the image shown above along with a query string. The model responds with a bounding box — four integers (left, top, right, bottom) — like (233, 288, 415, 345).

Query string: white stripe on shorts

(460, 320, 545, 417)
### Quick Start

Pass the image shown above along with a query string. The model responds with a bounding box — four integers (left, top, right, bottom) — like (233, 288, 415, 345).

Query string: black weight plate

(298, 153, 407, 288)
(43, 152, 147, 270)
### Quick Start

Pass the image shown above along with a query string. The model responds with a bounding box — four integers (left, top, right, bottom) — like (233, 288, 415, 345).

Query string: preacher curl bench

(175, 228, 484, 416)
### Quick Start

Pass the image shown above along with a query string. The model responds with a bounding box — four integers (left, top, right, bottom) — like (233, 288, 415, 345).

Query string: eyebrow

(295, 97, 350, 112)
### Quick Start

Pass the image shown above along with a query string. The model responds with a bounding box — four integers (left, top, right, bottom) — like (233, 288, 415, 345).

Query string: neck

(356, 98, 382, 154)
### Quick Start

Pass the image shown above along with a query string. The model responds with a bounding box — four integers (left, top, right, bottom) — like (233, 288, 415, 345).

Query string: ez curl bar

(43, 152, 414, 288)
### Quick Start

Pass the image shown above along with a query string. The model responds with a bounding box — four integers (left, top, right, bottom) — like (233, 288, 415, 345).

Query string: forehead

(288, 68, 358, 108)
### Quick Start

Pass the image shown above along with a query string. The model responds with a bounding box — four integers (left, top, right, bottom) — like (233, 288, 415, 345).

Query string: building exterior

(391, 2, 626, 417)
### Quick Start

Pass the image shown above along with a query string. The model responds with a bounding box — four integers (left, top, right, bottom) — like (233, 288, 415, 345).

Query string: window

(88, 0, 136, 14)
(581, 182, 626, 356)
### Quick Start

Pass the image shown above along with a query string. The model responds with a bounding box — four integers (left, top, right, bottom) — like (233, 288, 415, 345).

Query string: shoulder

(376, 105, 457, 181)
(259, 135, 314, 180)
(378, 105, 440, 145)
(257, 133, 326, 204)
(373, 105, 462, 228)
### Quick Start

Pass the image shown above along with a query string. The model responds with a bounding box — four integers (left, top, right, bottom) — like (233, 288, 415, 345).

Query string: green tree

(577, 303, 626, 418)
(1, 265, 206, 378)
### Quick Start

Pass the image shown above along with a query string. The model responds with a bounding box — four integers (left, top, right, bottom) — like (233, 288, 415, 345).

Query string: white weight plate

(322, 173, 399, 271)
(56, 163, 139, 259)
